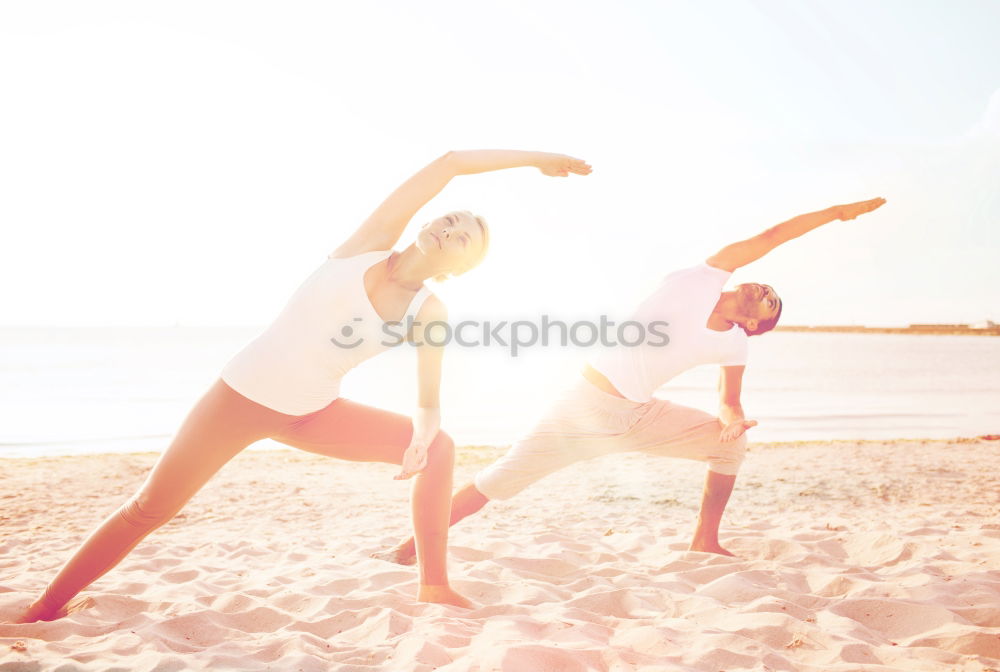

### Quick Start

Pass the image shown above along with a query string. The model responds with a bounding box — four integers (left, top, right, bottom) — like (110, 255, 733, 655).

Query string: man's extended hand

(720, 419, 757, 442)
(835, 197, 886, 221)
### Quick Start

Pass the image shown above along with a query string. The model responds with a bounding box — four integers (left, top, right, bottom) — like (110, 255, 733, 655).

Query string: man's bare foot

(417, 584, 474, 609)
(370, 545, 416, 566)
(688, 540, 736, 557)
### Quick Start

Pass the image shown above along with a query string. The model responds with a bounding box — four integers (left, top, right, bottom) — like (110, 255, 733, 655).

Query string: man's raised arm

(705, 197, 886, 272)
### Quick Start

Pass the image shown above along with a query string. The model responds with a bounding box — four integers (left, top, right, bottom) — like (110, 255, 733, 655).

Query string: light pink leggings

(35, 378, 455, 614)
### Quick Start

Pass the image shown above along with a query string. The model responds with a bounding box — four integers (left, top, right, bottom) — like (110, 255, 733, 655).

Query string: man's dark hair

(744, 299, 782, 337)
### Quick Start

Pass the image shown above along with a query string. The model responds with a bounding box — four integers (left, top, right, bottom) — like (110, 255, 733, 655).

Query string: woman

(17, 149, 593, 622)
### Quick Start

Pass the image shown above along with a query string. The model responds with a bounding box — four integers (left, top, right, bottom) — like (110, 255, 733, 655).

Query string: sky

(1, 0, 998, 327)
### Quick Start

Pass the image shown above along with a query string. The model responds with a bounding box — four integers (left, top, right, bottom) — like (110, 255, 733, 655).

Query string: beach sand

(1, 438, 999, 671)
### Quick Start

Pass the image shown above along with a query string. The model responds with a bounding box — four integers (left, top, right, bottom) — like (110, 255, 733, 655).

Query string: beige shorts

(474, 377, 748, 501)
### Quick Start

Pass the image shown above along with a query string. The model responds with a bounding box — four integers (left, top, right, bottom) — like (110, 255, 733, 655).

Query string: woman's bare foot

(688, 539, 736, 557)
(15, 599, 61, 624)
(13, 595, 93, 623)
(417, 584, 474, 609)
(370, 545, 416, 566)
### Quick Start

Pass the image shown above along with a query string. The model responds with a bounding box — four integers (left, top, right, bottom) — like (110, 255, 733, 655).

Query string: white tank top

(220, 250, 432, 415)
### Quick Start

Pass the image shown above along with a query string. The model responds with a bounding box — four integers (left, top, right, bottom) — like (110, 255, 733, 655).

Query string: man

(377, 197, 886, 561)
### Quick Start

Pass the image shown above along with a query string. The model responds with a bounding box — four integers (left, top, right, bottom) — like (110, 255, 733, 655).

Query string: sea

(1, 327, 999, 458)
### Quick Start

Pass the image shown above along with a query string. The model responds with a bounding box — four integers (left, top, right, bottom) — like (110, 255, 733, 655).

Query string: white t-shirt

(588, 262, 748, 402)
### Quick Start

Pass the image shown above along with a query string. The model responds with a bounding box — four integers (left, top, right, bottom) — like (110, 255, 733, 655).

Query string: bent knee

(707, 433, 748, 475)
(426, 429, 455, 464)
(432, 428, 454, 449)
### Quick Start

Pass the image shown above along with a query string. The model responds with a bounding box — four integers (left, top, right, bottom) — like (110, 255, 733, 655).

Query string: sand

(1, 438, 999, 671)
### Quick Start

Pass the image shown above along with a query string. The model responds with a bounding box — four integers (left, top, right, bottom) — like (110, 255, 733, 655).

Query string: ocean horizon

(2, 326, 999, 459)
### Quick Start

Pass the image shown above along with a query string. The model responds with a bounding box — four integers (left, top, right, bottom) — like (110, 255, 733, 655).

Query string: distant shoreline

(4, 436, 999, 461)
(776, 325, 1000, 336)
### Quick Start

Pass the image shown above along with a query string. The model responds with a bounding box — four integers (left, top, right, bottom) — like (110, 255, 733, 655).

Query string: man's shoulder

(665, 262, 731, 282)
(656, 263, 731, 297)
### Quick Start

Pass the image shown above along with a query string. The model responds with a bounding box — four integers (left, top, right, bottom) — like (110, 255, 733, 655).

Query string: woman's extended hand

(395, 439, 429, 480)
(536, 153, 593, 177)
(835, 197, 886, 221)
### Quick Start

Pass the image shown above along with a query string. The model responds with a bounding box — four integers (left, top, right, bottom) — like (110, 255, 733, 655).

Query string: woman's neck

(386, 245, 438, 289)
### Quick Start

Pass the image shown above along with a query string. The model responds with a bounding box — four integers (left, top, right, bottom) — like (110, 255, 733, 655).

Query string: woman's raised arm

(332, 150, 591, 258)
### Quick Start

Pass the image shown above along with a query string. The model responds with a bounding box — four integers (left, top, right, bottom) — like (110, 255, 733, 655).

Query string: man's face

(737, 282, 781, 328)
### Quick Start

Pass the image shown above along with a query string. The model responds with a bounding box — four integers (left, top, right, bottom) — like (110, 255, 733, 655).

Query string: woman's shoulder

(327, 246, 394, 261)
(415, 290, 446, 321)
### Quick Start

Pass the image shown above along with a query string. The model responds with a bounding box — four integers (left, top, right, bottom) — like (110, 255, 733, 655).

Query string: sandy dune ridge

(1, 438, 998, 671)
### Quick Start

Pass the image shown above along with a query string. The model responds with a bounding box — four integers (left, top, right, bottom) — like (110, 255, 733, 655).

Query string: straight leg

(18, 379, 290, 622)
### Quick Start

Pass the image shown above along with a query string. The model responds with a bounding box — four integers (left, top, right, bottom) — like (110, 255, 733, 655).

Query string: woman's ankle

(20, 597, 60, 622)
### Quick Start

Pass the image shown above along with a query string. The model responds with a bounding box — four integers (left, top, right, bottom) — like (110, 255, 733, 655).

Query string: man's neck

(707, 294, 737, 332)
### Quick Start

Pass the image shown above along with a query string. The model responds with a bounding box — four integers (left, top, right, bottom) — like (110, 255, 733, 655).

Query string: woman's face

(416, 211, 488, 274)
